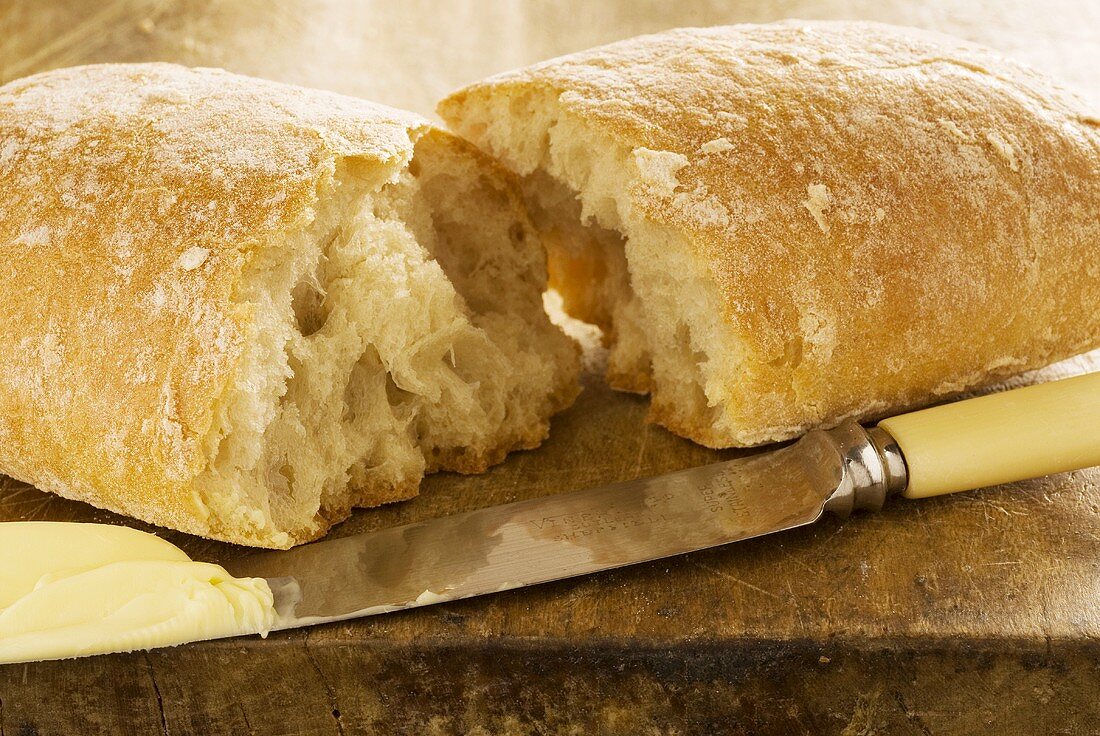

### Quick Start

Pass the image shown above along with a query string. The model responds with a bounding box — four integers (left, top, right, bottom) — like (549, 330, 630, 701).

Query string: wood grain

(1, 1, 1099, 733)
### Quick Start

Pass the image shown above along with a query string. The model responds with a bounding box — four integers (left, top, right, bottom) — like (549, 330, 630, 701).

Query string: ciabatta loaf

(439, 20, 1100, 448)
(0, 64, 579, 548)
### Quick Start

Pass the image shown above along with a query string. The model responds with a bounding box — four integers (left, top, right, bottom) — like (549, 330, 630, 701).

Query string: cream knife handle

(878, 371, 1100, 499)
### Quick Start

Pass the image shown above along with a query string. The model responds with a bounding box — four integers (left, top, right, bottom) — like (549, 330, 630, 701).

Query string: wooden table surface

(2, 2, 1099, 734)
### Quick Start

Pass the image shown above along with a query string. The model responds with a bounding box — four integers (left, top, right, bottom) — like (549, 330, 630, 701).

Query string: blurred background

(2, 0, 1097, 118)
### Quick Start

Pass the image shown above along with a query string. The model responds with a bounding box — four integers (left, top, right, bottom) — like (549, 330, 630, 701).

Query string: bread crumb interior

(453, 92, 745, 446)
(195, 132, 574, 546)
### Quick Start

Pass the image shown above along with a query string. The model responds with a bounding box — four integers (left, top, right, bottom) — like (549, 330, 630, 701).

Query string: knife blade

(225, 421, 901, 629)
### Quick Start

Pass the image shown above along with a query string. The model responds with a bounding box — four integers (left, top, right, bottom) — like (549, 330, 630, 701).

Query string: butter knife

(226, 370, 1100, 629)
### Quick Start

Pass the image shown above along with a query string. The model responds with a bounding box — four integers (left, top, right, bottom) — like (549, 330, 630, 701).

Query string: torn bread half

(0, 63, 579, 548)
(439, 20, 1100, 448)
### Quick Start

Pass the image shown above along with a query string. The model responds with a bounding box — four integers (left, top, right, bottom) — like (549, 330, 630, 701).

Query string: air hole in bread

(290, 276, 328, 337)
(194, 130, 577, 547)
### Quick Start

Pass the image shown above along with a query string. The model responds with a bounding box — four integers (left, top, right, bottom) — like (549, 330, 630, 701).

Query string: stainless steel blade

(225, 423, 900, 630)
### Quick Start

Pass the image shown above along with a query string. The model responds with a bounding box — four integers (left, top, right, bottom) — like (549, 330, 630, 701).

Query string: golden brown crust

(0, 63, 412, 544)
(0, 63, 575, 546)
(441, 21, 1100, 446)
(0, 63, 427, 542)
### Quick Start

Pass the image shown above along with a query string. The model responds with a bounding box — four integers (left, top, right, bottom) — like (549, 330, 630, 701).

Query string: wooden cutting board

(2, 353, 1099, 734)
(1, 2, 1098, 733)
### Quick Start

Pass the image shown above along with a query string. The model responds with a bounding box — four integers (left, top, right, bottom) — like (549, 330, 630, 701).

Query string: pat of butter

(0, 522, 276, 664)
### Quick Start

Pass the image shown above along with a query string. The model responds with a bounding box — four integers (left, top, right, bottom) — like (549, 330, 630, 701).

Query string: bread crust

(0, 63, 575, 546)
(441, 21, 1100, 446)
